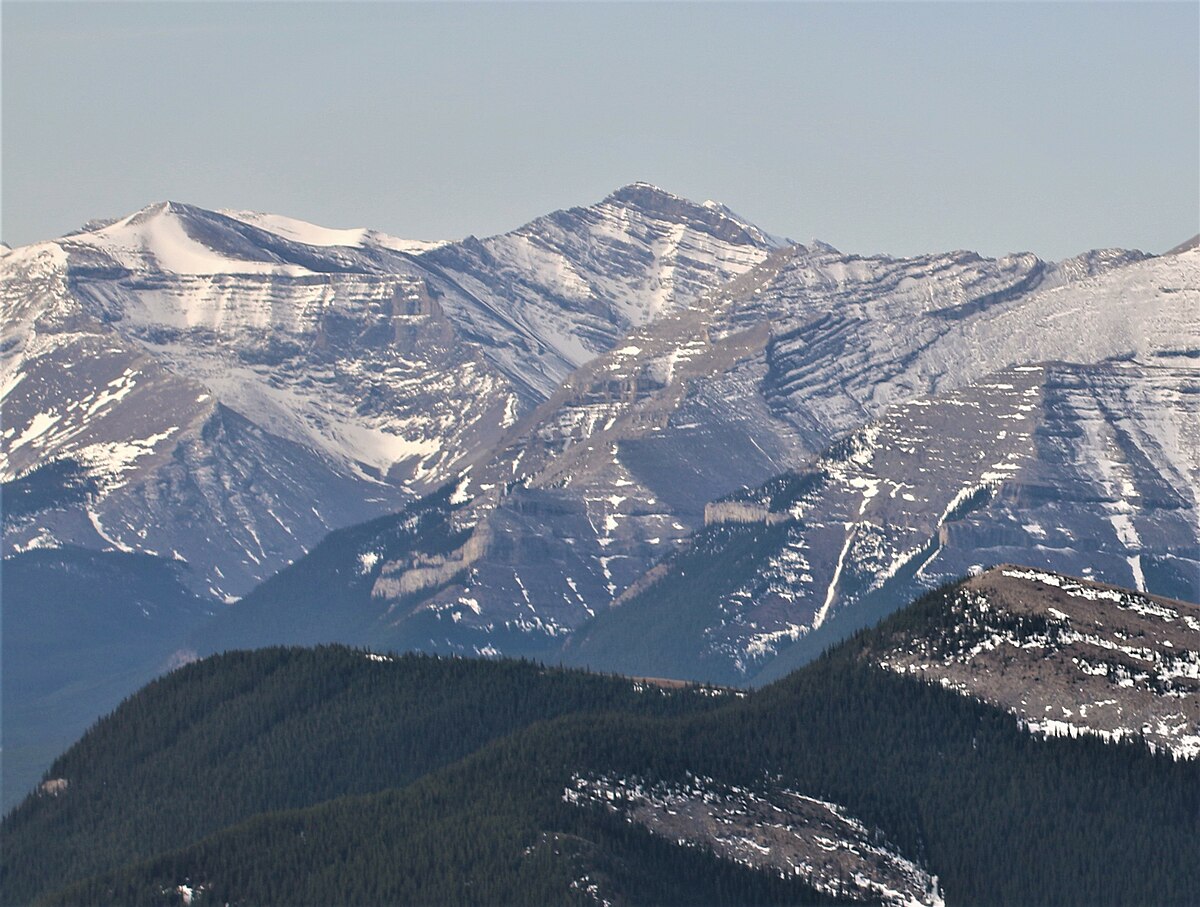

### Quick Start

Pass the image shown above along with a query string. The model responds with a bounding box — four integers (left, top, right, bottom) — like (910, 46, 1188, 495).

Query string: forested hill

(0, 648, 732, 906)
(4, 582, 1199, 906)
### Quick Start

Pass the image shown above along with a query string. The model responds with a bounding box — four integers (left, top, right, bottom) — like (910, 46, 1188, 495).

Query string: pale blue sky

(3, 2, 1197, 259)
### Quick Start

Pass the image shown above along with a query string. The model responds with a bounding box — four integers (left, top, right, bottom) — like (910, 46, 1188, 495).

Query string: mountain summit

(417, 182, 788, 395)
(1, 184, 786, 601)
(602, 181, 791, 249)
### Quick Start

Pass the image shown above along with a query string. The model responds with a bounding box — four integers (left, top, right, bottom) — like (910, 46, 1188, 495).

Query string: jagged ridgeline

(4, 579, 1198, 907)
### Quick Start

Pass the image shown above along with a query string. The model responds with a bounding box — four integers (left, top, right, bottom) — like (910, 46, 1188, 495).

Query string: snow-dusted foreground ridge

(565, 773, 943, 907)
(873, 567, 1200, 758)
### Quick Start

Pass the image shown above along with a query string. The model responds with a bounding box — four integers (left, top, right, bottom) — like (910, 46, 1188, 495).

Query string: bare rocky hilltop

(869, 565, 1200, 758)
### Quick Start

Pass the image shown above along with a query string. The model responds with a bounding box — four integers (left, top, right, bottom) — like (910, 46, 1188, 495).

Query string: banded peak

(596, 182, 791, 250)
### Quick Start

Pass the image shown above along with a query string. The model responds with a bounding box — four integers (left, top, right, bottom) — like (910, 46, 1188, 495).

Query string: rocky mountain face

(0, 186, 789, 804)
(186, 234, 1197, 683)
(1, 186, 780, 600)
(418, 182, 788, 397)
(565, 357, 1199, 684)
(363, 242, 1197, 672)
(1, 205, 496, 600)
(867, 566, 1200, 758)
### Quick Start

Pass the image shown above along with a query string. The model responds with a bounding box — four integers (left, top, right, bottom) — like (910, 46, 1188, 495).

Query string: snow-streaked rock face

(1, 204, 513, 598)
(392, 244, 1196, 665)
(5, 186, 1195, 672)
(565, 773, 943, 907)
(714, 360, 1199, 679)
(418, 182, 787, 398)
(55, 202, 520, 485)
(2, 188, 782, 599)
(557, 358, 1196, 685)
(377, 255, 805, 641)
(872, 567, 1200, 759)
(0, 241, 214, 490)
(744, 243, 1188, 445)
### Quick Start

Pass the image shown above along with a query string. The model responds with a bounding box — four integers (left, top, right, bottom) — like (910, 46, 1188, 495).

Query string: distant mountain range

(1, 185, 783, 601)
(2, 184, 1197, 808)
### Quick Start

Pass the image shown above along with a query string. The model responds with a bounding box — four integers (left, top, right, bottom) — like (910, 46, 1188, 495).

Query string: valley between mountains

(2, 182, 1198, 892)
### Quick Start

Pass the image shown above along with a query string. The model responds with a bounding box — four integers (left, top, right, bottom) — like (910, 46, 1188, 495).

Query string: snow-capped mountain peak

(3, 185, 794, 598)
(49, 200, 447, 279)
(414, 184, 794, 399)
(62, 200, 322, 276)
(220, 209, 450, 256)
(602, 181, 792, 250)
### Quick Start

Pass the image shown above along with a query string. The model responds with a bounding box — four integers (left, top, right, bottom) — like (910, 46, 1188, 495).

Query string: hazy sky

(3, 2, 1197, 259)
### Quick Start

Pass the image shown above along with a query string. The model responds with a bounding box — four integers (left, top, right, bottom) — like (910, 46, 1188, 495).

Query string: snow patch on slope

(566, 773, 942, 907)
(222, 209, 448, 255)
